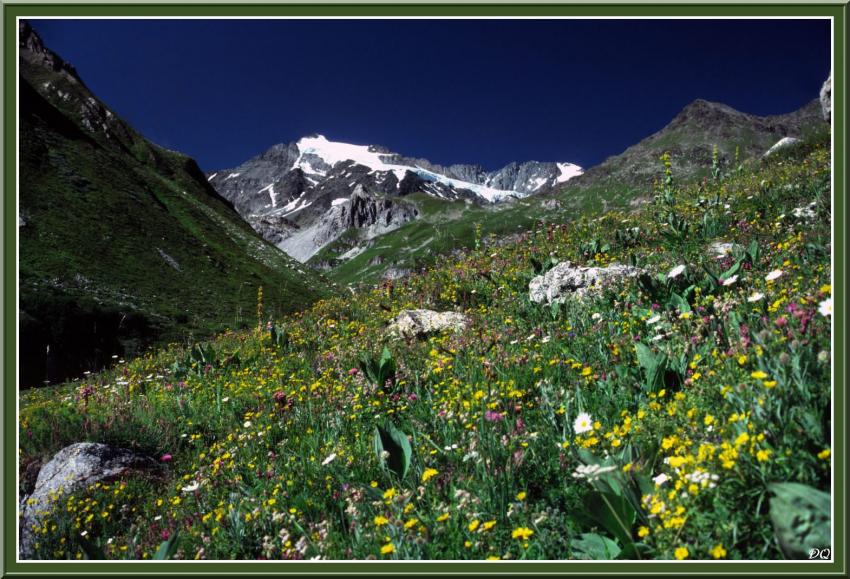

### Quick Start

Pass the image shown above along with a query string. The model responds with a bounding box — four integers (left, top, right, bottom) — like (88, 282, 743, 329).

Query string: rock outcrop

(764, 137, 801, 157)
(529, 262, 643, 304)
(20, 443, 159, 558)
(820, 73, 831, 123)
(387, 309, 470, 339)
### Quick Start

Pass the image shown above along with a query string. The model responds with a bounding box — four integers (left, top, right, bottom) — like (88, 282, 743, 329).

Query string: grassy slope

(19, 61, 334, 387)
(19, 132, 832, 561)
(310, 179, 646, 287)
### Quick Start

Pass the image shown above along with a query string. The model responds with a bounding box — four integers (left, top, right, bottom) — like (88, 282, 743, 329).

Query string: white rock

(387, 309, 470, 339)
(528, 261, 643, 304)
(764, 137, 800, 157)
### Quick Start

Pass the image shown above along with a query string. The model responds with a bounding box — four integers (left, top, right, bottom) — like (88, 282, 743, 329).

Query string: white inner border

(14, 14, 837, 566)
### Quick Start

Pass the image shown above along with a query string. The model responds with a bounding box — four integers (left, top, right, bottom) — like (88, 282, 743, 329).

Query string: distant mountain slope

(569, 97, 826, 189)
(301, 94, 828, 285)
(18, 21, 333, 388)
(208, 135, 582, 262)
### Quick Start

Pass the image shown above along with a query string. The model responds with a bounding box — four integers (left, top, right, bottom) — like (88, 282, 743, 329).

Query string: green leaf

(720, 260, 741, 281)
(747, 240, 760, 262)
(768, 483, 831, 559)
(374, 422, 413, 480)
(572, 533, 621, 560)
(153, 530, 181, 560)
(668, 291, 691, 313)
(635, 343, 666, 392)
(77, 537, 106, 560)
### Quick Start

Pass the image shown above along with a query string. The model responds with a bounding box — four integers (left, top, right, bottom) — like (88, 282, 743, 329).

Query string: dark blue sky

(29, 19, 830, 171)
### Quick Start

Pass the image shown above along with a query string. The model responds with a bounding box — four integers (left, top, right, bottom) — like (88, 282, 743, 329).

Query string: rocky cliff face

(568, 97, 827, 189)
(208, 134, 582, 262)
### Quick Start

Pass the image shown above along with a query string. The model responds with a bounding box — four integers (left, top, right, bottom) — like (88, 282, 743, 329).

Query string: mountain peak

(19, 20, 83, 85)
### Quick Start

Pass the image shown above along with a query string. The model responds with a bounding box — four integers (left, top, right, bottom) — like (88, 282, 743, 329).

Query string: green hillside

(19, 25, 333, 388)
(20, 130, 832, 560)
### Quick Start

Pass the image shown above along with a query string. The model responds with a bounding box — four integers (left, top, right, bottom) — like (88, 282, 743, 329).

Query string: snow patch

(281, 200, 313, 218)
(224, 172, 241, 180)
(296, 135, 523, 202)
(556, 163, 583, 183)
(258, 183, 277, 208)
(339, 245, 366, 261)
(331, 198, 349, 207)
(207, 172, 218, 181)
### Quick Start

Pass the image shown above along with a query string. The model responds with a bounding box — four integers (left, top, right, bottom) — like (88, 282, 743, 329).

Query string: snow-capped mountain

(208, 135, 582, 262)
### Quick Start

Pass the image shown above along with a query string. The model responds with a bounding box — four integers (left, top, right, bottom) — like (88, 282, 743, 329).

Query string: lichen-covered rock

(820, 73, 831, 123)
(19, 443, 158, 558)
(529, 261, 643, 304)
(387, 309, 470, 339)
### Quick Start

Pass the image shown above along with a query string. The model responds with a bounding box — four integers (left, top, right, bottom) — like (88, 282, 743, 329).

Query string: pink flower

(348, 368, 359, 376)
(160, 454, 173, 462)
(484, 410, 503, 422)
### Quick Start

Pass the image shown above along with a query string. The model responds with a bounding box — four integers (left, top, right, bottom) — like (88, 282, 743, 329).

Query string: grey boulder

(529, 261, 643, 304)
(19, 442, 159, 559)
(387, 309, 470, 339)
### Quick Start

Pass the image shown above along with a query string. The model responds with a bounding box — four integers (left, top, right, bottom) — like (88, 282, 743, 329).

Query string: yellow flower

(750, 370, 768, 380)
(704, 415, 715, 426)
(763, 380, 777, 388)
(638, 526, 650, 538)
(756, 449, 772, 462)
(486, 555, 500, 560)
(818, 449, 831, 460)
(710, 544, 727, 559)
(421, 468, 439, 483)
(436, 513, 450, 522)
(515, 491, 527, 501)
(737, 355, 747, 366)
(383, 488, 396, 500)
(373, 516, 389, 527)
(481, 520, 497, 532)
(380, 543, 395, 555)
(674, 546, 689, 560)
(468, 519, 480, 532)
(511, 527, 534, 540)
(404, 518, 418, 530)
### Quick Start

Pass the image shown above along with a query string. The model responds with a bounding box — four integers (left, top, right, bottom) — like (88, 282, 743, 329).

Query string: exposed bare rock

(820, 73, 831, 122)
(764, 137, 801, 157)
(529, 261, 643, 304)
(20, 443, 159, 559)
(387, 309, 470, 339)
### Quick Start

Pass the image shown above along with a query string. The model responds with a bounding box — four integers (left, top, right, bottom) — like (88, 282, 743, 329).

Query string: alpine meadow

(13, 16, 838, 566)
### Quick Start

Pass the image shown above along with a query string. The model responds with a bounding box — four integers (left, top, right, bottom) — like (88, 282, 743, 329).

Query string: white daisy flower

(653, 473, 669, 486)
(765, 269, 783, 282)
(646, 315, 661, 325)
(722, 274, 738, 287)
(573, 412, 593, 434)
(321, 452, 337, 466)
(819, 297, 832, 317)
(747, 292, 765, 303)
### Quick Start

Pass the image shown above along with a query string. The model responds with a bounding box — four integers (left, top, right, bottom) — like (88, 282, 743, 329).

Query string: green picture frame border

(2, 2, 846, 575)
